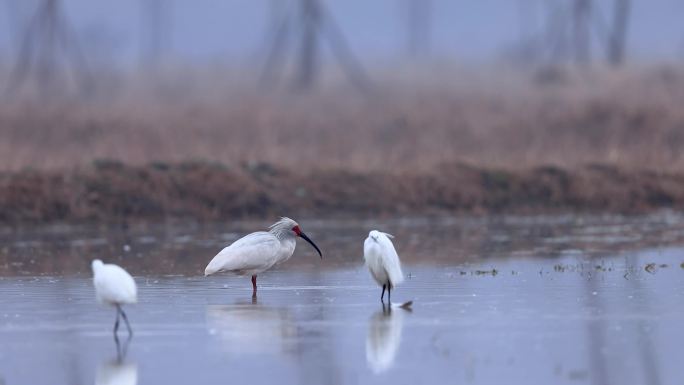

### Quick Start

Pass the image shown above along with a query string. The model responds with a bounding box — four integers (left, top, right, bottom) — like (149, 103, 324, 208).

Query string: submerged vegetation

(458, 262, 676, 279)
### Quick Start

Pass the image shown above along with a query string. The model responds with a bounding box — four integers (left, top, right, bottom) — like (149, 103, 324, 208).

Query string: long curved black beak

(299, 231, 322, 259)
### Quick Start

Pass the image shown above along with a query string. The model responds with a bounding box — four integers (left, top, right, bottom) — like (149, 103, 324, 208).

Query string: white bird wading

(92, 259, 137, 336)
(205, 217, 322, 298)
(364, 230, 405, 304)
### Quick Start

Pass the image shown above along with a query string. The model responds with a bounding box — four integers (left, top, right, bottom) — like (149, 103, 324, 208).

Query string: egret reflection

(96, 334, 137, 385)
(366, 305, 409, 373)
(206, 303, 297, 355)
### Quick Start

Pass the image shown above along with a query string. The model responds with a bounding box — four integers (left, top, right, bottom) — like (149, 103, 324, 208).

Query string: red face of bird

(292, 225, 323, 259)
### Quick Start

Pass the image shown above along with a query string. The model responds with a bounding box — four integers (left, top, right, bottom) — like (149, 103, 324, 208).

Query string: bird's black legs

(115, 304, 133, 336)
(251, 275, 258, 299)
(113, 324, 133, 363)
(113, 306, 121, 334)
(114, 331, 122, 361)
(120, 307, 133, 336)
(380, 282, 394, 303)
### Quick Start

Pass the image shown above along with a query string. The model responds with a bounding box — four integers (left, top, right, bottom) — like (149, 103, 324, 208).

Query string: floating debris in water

(454, 269, 499, 277)
(594, 265, 608, 272)
(553, 263, 585, 273)
(645, 263, 657, 274)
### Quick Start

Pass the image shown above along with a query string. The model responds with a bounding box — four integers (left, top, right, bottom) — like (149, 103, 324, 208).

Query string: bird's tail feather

(204, 265, 218, 276)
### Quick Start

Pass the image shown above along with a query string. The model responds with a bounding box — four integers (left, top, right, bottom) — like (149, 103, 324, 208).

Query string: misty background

(1, 0, 684, 177)
(1, 0, 682, 74)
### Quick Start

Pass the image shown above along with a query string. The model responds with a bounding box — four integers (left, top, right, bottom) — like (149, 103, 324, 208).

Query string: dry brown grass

(1, 64, 684, 173)
(1, 161, 684, 224)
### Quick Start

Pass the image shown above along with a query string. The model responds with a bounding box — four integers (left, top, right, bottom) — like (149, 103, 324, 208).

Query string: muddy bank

(0, 161, 682, 224)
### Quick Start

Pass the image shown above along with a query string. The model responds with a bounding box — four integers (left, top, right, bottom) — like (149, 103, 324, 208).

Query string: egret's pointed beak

(299, 232, 322, 258)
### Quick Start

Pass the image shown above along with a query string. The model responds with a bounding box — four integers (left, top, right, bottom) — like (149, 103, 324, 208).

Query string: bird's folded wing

(378, 236, 404, 285)
(207, 233, 281, 274)
(95, 266, 137, 303)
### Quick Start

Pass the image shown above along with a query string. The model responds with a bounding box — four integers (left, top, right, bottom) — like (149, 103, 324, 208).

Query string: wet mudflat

(1, 214, 684, 385)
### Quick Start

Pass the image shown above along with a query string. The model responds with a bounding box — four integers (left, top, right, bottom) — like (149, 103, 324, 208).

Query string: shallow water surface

(1, 215, 684, 385)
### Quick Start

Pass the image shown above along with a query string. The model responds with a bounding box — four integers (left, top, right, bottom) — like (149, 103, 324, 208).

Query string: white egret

(205, 217, 323, 297)
(92, 259, 137, 336)
(364, 230, 404, 303)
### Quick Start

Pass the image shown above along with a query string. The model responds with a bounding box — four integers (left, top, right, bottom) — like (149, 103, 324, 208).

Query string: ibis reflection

(206, 302, 297, 355)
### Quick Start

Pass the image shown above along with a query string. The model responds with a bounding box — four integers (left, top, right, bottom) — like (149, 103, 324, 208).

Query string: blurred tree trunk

(607, 0, 630, 67)
(407, 0, 431, 58)
(297, 0, 319, 89)
(260, 0, 368, 92)
(573, 0, 591, 65)
(6, 0, 91, 96)
(140, 0, 172, 69)
(259, 0, 291, 86)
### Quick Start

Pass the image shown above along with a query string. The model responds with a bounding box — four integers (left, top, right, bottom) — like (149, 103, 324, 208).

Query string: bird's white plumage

(205, 219, 299, 277)
(364, 230, 404, 288)
(205, 232, 295, 276)
(92, 260, 137, 305)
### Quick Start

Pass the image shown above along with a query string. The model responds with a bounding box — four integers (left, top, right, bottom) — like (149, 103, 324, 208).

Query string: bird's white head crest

(91, 259, 104, 271)
(269, 217, 323, 258)
(269, 217, 300, 238)
(369, 230, 393, 242)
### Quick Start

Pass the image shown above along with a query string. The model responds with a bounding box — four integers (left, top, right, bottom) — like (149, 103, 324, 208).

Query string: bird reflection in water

(206, 302, 297, 355)
(96, 334, 137, 385)
(366, 304, 411, 374)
